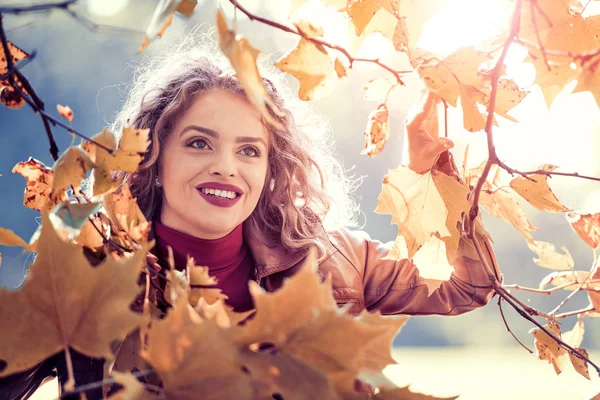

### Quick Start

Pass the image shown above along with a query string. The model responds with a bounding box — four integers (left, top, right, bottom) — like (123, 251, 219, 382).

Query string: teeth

(200, 188, 238, 199)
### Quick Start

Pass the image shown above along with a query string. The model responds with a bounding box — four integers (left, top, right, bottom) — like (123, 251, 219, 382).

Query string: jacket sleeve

(358, 151, 503, 316)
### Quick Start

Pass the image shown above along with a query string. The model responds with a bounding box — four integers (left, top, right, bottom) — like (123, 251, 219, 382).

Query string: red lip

(196, 182, 244, 194)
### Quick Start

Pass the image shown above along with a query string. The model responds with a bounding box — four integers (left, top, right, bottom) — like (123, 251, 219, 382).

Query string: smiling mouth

(198, 187, 241, 200)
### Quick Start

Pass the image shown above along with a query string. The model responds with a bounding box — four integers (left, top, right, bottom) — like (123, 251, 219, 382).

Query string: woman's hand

(404, 90, 454, 174)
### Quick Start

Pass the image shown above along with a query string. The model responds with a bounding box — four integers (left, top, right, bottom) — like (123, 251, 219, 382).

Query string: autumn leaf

(119, 126, 151, 154)
(12, 157, 69, 212)
(529, 320, 570, 375)
(216, 9, 285, 129)
(509, 165, 571, 212)
(348, 0, 380, 36)
(538, 270, 592, 291)
(0, 213, 148, 377)
(139, 0, 196, 53)
(51, 147, 95, 199)
(175, 0, 198, 17)
(361, 103, 390, 157)
(418, 62, 459, 107)
(0, 227, 28, 248)
(573, 58, 600, 108)
(376, 167, 470, 259)
(411, 235, 455, 296)
(102, 182, 148, 239)
(274, 27, 338, 101)
(526, 240, 574, 270)
(141, 296, 254, 399)
(458, 83, 486, 133)
(57, 104, 74, 122)
(566, 211, 600, 249)
(376, 385, 458, 399)
(49, 202, 103, 238)
(0, 85, 25, 109)
(0, 40, 29, 76)
(478, 190, 537, 242)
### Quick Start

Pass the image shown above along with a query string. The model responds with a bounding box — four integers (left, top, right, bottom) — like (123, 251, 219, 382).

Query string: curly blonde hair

(92, 28, 360, 259)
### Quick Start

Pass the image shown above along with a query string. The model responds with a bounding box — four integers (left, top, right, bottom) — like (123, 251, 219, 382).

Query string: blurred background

(1, 0, 600, 398)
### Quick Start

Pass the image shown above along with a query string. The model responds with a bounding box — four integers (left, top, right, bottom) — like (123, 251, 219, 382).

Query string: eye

(188, 137, 209, 149)
(239, 146, 261, 157)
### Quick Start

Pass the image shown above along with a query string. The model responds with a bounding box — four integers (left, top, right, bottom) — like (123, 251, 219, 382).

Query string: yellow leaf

(216, 10, 284, 129)
(443, 47, 493, 88)
(0, 213, 147, 377)
(275, 36, 338, 101)
(459, 83, 486, 132)
(526, 240, 574, 270)
(566, 211, 600, 249)
(479, 190, 537, 242)
(432, 171, 470, 261)
(418, 63, 459, 107)
(529, 320, 570, 375)
(56, 104, 74, 122)
(0, 227, 30, 250)
(569, 348, 590, 380)
(0, 41, 29, 76)
(175, 0, 197, 17)
(12, 158, 69, 212)
(51, 147, 95, 199)
(361, 103, 390, 157)
(573, 58, 600, 108)
(562, 318, 584, 348)
(348, 0, 381, 36)
(411, 235, 455, 296)
(375, 167, 452, 258)
(509, 164, 571, 213)
(538, 270, 593, 290)
(482, 78, 528, 122)
(141, 296, 253, 398)
(119, 126, 151, 153)
(334, 58, 348, 78)
(139, 0, 180, 53)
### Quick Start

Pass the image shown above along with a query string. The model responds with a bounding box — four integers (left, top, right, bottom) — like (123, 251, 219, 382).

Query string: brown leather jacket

(245, 210, 501, 318)
(242, 151, 502, 317)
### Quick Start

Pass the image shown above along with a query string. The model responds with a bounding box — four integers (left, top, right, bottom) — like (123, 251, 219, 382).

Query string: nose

(208, 151, 237, 177)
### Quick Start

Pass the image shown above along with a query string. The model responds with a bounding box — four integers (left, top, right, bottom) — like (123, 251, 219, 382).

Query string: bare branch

(0, 0, 77, 14)
(498, 296, 534, 353)
(227, 0, 408, 85)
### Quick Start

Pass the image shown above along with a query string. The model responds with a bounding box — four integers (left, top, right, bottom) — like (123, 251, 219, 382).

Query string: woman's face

(158, 89, 270, 239)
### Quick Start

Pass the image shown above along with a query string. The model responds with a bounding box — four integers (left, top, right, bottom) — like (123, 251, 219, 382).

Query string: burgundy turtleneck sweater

(152, 220, 256, 313)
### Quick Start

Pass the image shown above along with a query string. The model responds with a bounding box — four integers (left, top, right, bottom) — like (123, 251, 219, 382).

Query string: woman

(0, 32, 501, 399)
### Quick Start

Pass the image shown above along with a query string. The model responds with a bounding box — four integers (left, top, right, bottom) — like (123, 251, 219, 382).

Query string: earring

(155, 177, 161, 187)
(269, 178, 275, 192)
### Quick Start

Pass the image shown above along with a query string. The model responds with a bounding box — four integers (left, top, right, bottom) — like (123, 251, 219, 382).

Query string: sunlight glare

(418, 0, 511, 56)
(219, 0, 262, 21)
(87, 0, 130, 17)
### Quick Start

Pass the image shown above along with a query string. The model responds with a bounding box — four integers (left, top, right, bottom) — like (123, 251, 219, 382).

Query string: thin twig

(581, 0, 593, 15)
(498, 296, 534, 353)
(503, 280, 600, 295)
(59, 369, 158, 399)
(227, 0, 407, 85)
(530, 0, 550, 71)
(0, 0, 77, 13)
(555, 305, 595, 319)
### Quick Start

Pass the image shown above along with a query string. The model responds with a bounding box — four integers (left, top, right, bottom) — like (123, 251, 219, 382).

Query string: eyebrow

(180, 125, 267, 147)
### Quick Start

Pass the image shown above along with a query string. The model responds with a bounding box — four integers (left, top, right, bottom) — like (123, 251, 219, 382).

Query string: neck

(153, 219, 246, 271)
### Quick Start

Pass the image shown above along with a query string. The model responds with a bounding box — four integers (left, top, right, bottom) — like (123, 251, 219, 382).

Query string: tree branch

(498, 296, 534, 353)
(227, 0, 407, 85)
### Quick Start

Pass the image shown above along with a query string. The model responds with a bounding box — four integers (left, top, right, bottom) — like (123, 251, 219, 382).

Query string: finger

(428, 137, 454, 158)
(406, 90, 438, 133)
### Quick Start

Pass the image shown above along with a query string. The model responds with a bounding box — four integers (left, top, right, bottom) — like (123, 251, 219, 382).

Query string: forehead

(176, 89, 270, 142)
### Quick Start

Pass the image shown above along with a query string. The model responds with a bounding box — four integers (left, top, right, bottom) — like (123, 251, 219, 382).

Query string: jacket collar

(148, 218, 335, 280)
